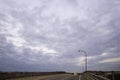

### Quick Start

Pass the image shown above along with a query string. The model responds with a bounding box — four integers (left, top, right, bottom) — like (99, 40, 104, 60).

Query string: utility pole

(78, 50, 87, 71)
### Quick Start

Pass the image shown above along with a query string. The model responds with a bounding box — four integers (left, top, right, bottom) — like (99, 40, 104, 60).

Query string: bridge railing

(89, 73, 110, 80)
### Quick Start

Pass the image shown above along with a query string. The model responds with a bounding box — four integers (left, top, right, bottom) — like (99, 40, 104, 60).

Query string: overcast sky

(0, 0, 120, 72)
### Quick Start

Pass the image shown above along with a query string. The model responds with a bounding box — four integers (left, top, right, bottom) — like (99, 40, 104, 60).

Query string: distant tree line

(0, 71, 66, 80)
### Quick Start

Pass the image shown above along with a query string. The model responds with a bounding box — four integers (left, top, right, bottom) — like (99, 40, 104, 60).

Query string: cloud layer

(0, 0, 120, 72)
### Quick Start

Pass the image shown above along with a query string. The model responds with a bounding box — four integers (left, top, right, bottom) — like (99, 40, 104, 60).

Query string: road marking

(79, 75, 82, 80)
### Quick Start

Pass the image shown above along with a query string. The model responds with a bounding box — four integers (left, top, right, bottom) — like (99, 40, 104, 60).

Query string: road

(7, 74, 79, 80)
(38, 74, 79, 80)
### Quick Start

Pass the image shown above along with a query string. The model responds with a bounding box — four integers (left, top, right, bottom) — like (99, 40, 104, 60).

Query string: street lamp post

(78, 50, 87, 72)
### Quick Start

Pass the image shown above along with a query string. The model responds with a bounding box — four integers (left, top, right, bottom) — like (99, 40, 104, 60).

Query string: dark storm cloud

(0, 0, 120, 72)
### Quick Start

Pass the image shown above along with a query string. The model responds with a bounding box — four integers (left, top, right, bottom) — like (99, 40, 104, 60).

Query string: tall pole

(78, 50, 87, 71)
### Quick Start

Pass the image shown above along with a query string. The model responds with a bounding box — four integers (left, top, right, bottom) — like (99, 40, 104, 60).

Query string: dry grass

(6, 74, 69, 80)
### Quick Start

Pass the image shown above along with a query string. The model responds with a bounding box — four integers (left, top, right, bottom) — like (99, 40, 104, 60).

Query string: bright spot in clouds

(99, 57, 120, 63)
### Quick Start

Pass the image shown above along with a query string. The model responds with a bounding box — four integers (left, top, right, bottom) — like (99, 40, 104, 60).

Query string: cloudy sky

(0, 0, 120, 72)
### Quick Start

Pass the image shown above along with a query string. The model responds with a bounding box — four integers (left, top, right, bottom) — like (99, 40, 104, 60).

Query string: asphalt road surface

(38, 74, 79, 80)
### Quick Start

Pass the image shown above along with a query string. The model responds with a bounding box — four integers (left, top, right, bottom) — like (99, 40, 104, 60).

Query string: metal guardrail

(90, 73, 110, 80)
(81, 73, 110, 80)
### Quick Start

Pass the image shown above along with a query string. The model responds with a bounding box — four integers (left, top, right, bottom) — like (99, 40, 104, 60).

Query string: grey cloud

(0, 0, 120, 72)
